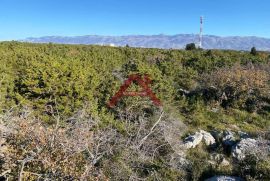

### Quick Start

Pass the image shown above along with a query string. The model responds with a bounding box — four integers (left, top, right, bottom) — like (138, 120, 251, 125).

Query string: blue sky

(0, 0, 270, 40)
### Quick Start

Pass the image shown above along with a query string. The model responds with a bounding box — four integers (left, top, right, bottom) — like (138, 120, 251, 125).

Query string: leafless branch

(138, 110, 164, 148)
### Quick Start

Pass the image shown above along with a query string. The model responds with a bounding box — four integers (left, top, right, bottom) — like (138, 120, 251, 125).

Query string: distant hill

(23, 34, 270, 51)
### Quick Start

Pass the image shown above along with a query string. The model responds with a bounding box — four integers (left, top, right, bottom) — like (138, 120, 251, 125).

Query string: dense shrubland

(0, 42, 269, 180)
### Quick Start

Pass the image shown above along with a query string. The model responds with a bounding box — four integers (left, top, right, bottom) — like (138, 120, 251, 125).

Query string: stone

(205, 176, 244, 181)
(238, 131, 249, 139)
(183, 130, 216, 149)
(232, 138, 269, 161)
(200, 130, 216, 146)
(222, 130, 236, 147)
(183, 132, 203, 149)
(232, 138, 257, 160)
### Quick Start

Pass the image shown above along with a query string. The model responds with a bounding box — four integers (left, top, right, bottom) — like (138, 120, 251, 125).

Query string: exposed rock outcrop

(232, 138, 270, 161)
(183, 132, 203, 149)
(183, 130, 216, 149)
(201, 130, 216, 146)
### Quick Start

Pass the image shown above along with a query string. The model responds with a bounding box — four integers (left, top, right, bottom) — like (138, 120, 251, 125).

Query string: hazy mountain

(23, 34, 270, 51)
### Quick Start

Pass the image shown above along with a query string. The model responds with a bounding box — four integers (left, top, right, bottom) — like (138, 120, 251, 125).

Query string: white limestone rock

(205, 176, 244, 181)
(200, 130, 216, 146)
(183, 130, 216, 149)
(183, 132, 203, 149)
(232, 138, 269, 161)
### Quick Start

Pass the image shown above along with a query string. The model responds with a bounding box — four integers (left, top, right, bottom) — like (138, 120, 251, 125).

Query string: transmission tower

(199, 16, 204, 48)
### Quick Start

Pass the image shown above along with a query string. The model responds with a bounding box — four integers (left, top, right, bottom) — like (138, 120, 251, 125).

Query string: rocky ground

(180, 129, 270, 180)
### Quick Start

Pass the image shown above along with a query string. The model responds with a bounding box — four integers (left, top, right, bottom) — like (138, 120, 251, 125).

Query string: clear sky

(0, 0, 270, 40)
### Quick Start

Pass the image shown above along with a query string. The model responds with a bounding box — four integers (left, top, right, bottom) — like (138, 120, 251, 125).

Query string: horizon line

(21, 33, 270, 40)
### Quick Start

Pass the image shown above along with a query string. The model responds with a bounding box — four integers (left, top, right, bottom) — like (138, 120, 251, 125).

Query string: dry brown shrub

(0, 110, 110, 180)
(0, 107, 188, 180)
(202, 63, 269, 94)
(200, 63, 270, 110)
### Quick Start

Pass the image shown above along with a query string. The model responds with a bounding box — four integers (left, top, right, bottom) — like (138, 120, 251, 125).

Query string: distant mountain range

(23, 34, 270, 51)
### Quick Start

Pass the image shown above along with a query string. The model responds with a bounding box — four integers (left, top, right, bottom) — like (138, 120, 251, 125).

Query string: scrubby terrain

(0, 42, 269, 180)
